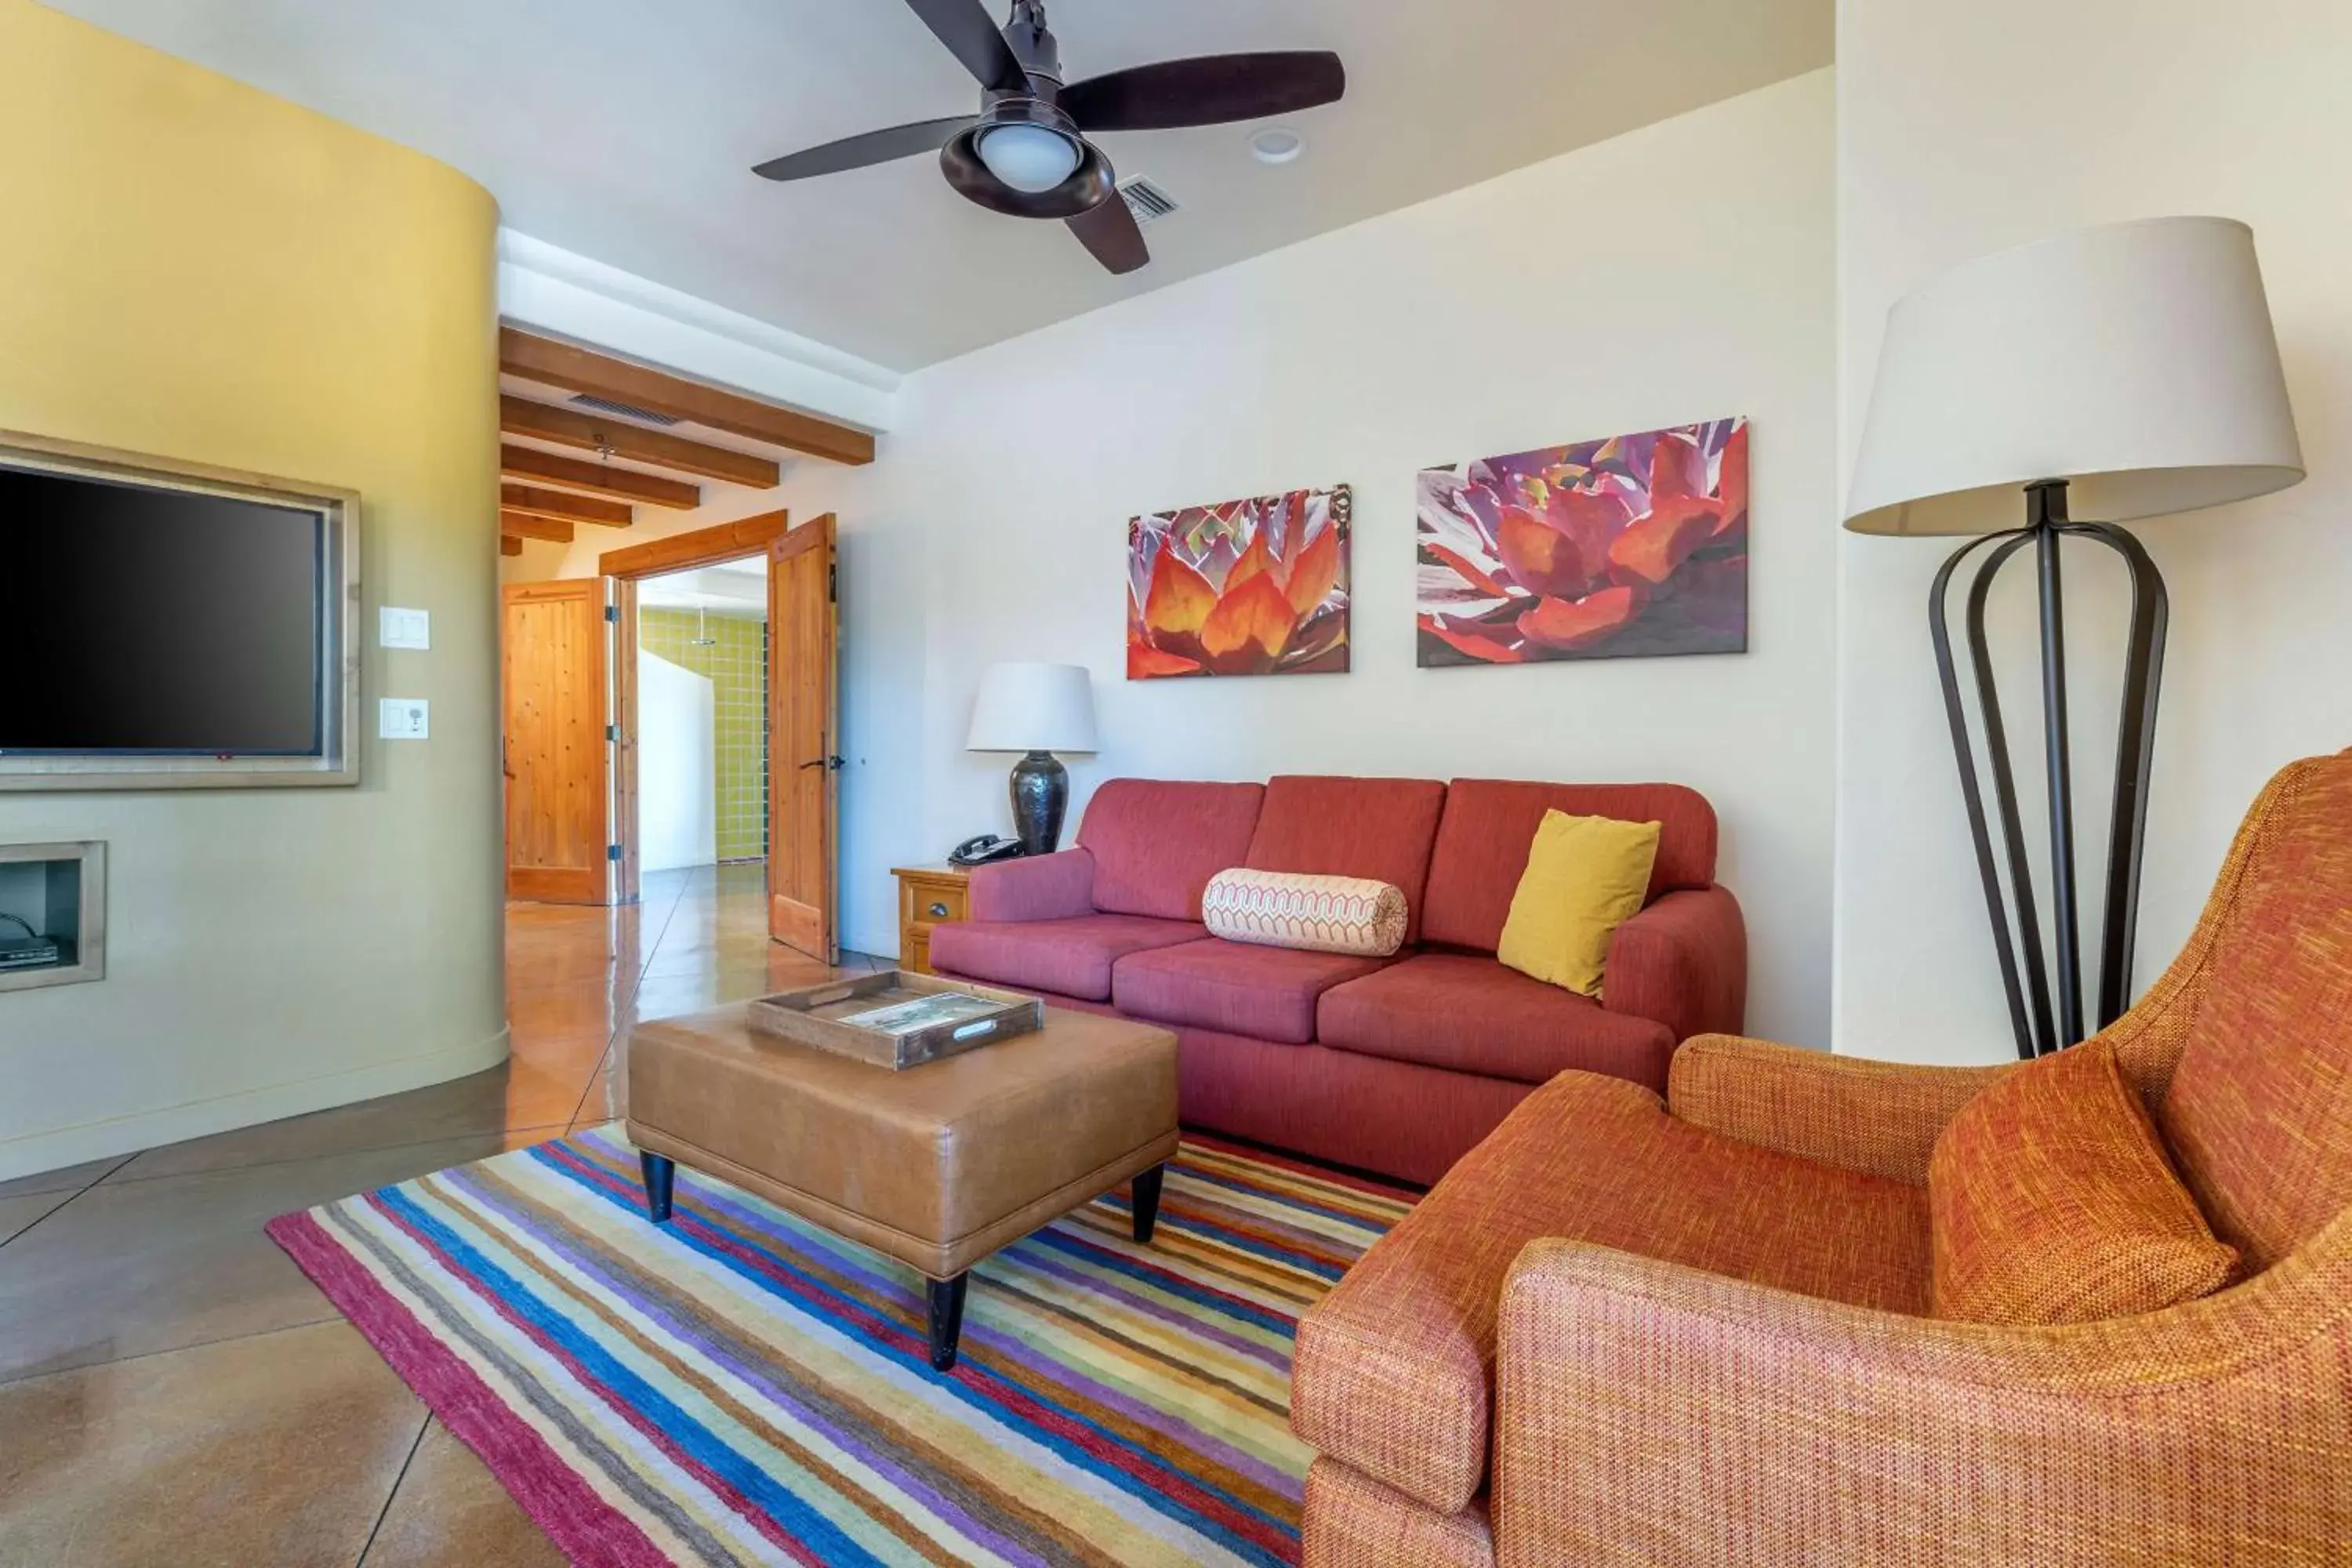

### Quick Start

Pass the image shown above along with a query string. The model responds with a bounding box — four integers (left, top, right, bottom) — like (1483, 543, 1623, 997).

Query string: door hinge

(604, 604, 619, 623)
(606, 724, 620, 742)
(828, 561, 837, 604)
(608, 844, 623, 862)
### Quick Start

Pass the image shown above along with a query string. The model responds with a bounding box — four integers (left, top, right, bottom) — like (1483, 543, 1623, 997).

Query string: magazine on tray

(835, 992, 1002, 1036)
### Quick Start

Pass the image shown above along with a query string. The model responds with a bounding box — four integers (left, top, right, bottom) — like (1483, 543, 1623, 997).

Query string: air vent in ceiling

(1118, 176, 1180, 228)
(569, 393, 681, 427)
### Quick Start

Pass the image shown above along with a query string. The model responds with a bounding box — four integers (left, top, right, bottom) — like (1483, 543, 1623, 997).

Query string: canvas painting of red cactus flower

(1128, 485, 1352, 679)
(1416, 418, 1748, 666)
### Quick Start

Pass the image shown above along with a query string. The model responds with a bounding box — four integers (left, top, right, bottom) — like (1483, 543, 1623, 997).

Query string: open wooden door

(768, 514, 838, 960)
(503, 579, 612, 905)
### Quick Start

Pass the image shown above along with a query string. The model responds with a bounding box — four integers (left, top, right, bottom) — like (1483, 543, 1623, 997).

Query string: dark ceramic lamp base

(1008, 750, 1069, 855)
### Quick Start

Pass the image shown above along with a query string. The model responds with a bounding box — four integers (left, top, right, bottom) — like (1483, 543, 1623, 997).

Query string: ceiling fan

(753, 0, 1345, 276)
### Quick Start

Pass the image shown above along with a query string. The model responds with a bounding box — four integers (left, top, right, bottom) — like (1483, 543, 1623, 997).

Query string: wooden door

(503, 579, 611, 905)
(609, 578, 641, 906)
(768, 514, 837, 960)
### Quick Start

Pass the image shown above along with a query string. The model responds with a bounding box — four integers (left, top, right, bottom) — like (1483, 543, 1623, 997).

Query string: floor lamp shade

(1846, 216, 2303, 536)
(1843, 216, 2304, 1060)
(967, 662, 1098, 855)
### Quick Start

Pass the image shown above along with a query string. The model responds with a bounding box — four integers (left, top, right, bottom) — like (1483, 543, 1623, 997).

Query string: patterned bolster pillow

(1200, 869, 1408, 957)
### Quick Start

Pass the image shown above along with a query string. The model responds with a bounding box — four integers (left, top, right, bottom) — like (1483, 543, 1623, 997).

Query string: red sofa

(930, 775, 1745, 1184)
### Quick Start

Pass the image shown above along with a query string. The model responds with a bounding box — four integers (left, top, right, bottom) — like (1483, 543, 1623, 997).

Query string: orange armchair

(1294, 752, 2352, 1566)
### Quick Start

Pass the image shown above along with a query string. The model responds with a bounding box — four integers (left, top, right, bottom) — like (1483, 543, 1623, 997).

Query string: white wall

(700, 71, 1838, 1040)
(638, 650, 717, 873)
(1834, 1, 2352, 1062)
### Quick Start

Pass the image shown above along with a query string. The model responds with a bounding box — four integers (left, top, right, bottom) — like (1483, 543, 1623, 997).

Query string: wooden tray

(746, 970, 1044, 1069)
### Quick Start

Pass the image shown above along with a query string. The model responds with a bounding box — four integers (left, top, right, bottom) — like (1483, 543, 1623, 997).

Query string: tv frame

(0, 430, 361, 793)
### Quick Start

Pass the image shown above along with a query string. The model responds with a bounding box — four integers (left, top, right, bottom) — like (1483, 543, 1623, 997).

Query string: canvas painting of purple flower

(1128, 485, 1351, 679)
(1416, 418, 1748, 666)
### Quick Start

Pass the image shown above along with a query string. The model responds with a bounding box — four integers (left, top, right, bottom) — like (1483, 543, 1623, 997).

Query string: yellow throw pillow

(1496, 811, 1662, 996)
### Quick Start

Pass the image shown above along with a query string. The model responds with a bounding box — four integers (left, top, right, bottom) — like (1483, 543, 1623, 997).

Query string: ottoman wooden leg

(641, 1152, 676, 1224)
(1132, 1163, 1166, 1244)
(927, 1273, 968, 1372)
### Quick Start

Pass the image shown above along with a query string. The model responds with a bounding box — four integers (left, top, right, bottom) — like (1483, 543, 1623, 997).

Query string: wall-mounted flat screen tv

(0, 438, 359, 791)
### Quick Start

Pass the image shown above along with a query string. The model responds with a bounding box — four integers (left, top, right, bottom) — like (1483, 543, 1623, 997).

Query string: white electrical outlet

(379, 699, 430, 740)
(379, 607, 430, 650)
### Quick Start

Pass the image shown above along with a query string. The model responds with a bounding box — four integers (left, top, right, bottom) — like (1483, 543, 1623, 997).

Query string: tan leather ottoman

(625, 1000, 1179, 1369)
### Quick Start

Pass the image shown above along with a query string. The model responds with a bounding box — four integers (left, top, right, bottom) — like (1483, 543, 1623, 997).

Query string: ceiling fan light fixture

(977, 122, 1082, 193)
(942, 110, 1112, 220)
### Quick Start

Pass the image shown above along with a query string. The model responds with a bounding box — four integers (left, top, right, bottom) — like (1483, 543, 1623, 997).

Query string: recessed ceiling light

(1249, 127, 1305, 166)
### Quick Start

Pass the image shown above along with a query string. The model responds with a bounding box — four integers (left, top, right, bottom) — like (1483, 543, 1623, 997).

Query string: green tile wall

(641, 608, 768, 863)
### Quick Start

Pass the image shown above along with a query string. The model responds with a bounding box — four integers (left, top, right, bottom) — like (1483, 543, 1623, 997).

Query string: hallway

(0, 866, 877, 1565)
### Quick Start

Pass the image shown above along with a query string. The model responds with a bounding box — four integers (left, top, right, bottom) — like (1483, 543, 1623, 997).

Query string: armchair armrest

(966, 848, 1095, 922)
(1668, 1033, 2007, 1184)
(1602, 885, 1746, 1043)
(1495, 1230, 2352, 1564)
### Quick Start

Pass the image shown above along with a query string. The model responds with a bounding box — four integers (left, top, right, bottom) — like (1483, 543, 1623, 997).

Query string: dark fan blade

(1066, 191, 1149, 276)
(902, 0, 1029, 93)
(753, 115, 976, 182)
(1060, 51, 1345, 132)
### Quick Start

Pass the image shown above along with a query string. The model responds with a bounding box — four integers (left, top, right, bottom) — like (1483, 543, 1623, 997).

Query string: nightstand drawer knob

(927, 901, 951, 918)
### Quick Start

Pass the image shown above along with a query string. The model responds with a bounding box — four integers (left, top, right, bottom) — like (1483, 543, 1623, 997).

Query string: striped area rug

(267, 1127, 1410, 1566)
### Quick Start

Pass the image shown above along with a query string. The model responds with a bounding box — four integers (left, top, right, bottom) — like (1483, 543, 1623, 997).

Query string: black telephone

(949, 834, 1027, 868)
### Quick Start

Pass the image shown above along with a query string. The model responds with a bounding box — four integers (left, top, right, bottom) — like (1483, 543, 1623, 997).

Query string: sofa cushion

(1495, 811, 1661, 996)
(1201, 869, 1408, 956)
(1291, 1071, 1930, 1515)
(1316, 953, 1676, 1089)
(1421, 780, 1718, 953)
(1243, 776, 1448, 943)
(928, 914, 1207, 1003)
(1932, 1037, 2237, 1326)
(1077, 779, 1265, 921)
(1113, 938, 1392, 1044)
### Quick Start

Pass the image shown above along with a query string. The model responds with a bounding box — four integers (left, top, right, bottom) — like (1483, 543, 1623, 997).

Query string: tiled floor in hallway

(0, 863, 880, 1566)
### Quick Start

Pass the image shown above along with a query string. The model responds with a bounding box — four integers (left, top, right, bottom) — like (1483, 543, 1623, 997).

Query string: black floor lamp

(1845, 216, 2304, 1060)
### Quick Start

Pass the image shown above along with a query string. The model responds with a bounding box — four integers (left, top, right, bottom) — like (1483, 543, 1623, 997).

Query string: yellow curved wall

(0, 0, 509, 1176)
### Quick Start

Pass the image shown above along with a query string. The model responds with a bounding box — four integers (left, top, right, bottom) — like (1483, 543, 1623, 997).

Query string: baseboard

(0, 1024, 514, 1185)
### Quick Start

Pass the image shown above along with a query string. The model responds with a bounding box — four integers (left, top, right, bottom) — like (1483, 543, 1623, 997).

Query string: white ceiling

(52, 0, 1831, 371)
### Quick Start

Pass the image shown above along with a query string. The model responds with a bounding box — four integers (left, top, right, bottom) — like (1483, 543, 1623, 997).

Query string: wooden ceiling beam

(500, 445, 699, 510)
(501, 483, 632, 528)
(499, 327, 877, 467)
(499, 395, 780, 488)
(501, 535, 524, 557)
(499, 510, 575, 543)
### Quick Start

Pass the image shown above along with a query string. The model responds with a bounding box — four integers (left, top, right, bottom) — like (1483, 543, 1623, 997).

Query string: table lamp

(966, 662, 1099, 855)
(1847, 216, 2303, 1058)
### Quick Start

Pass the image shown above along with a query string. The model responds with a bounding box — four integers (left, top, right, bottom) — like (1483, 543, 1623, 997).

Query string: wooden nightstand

(892, 865, 971, 976)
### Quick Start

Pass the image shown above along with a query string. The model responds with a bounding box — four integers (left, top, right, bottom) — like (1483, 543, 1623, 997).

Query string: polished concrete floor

(0, 863, 880, 1566)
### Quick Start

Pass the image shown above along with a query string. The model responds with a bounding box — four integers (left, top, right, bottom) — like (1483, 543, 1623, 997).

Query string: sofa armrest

(966, 848, 1095, 922)
(1667, 1033, 2005, 1184)
(1495, 1231, 2352, 1565)
(1602, 885, 1746, 1043)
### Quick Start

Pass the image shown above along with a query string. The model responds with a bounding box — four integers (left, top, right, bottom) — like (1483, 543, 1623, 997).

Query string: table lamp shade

(1846, 216, 2303, 536)
(967, 662, 1098, 753)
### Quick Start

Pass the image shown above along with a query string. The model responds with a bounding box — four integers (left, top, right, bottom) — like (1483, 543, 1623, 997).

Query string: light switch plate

(379, 699, 430, 740)
(379, 607, 430, 650)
